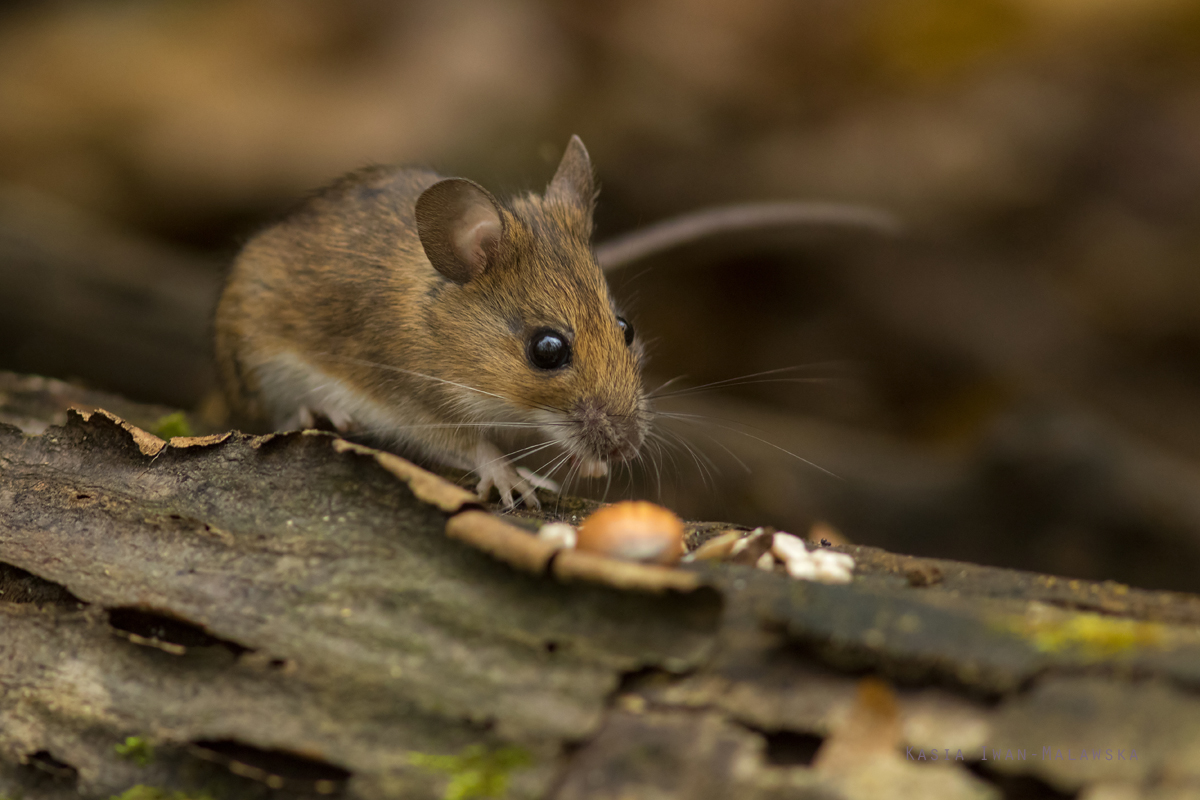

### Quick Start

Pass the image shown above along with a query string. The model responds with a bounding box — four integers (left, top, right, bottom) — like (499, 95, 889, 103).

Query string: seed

(537, 522, 577, 549)
(685, 530, 743, 561)
(576, 501, 686, 565)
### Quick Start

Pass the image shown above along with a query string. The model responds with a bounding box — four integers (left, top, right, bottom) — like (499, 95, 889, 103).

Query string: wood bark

(3, 375, 1200, 799)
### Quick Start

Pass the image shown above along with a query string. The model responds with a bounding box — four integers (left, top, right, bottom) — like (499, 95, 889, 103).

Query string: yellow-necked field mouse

(215, 136, 895, 508)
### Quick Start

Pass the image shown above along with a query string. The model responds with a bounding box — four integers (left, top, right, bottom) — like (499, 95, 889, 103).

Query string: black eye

(527, 328, 571, 370)
(617, 316, 634, 347)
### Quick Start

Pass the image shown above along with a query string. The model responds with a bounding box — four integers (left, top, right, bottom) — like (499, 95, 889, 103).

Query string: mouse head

(415, 136, 647, 476)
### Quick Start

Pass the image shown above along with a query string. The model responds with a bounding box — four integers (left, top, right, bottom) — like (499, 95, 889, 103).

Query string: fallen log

(3, 376, 1199, 800)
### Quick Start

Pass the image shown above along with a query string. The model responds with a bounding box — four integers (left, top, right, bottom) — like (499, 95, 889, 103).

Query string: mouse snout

(573, 397, 644, 462)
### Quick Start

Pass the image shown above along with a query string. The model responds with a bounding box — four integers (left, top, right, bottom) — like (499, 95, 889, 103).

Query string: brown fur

(214, 138, 646, 499)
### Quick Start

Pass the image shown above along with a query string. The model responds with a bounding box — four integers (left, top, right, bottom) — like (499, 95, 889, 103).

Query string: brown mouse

(215, 136, 895, 508)
(215, 136, 646, 508)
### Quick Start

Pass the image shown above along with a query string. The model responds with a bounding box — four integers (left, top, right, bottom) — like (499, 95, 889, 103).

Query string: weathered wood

(3, 380, 1200, 800)
(0, 408, 718, 799)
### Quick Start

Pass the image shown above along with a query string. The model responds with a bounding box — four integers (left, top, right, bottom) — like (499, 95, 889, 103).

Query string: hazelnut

(576, 501, 686, 565)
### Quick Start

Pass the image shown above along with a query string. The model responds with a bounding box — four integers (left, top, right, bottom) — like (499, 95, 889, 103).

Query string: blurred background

(2, 0, 1200, 592)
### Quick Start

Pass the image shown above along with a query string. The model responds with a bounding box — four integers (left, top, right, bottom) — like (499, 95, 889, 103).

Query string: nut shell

(576, 501, 686, 565)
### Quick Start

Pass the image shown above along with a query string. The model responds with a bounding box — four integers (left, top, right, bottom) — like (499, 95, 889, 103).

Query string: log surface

(2, 377, 1199, 800)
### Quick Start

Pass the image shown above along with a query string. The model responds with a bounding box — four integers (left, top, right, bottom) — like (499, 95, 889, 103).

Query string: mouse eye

(527, 328, 572, 371)
(617, 316, 635, 347)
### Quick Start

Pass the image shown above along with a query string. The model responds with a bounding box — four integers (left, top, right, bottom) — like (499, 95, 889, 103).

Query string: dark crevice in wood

(107, 607, 252, 656)
(190, 740, 352, 795)
(967, 760, 1078, 800)
(27, 750, 79, 783)
(760, 729, 824, 767)
(0, 561, 85, 608)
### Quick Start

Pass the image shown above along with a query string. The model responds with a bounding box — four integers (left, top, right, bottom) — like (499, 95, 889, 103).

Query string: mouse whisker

(654, 411, 839, 479)
(642, 436, 665, 499)
(310, 352, 569, 417)
(648, 374, 689, 397)
(661, 419, 752, 475)
(524, 446, 574, 484)
(645, 430, 681, 482)
(649, 408, 777, 438)
(641, 429, 696, 495)
(655, 424, 728, 495)
(473, 440, 559, 474)
(663, 425, 721, 490)
(601, 461, 615, 504)
(624, 455, 637, 498)
(562, 459, 585, 508)
(653, 377, 835, 400)
(352, 421, 568, 435)
(539, 450, 578, 516)
(647, 362, 854, 401)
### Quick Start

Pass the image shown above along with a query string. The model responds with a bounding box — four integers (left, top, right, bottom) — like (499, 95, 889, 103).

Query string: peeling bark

(4, 378, 1200, 800)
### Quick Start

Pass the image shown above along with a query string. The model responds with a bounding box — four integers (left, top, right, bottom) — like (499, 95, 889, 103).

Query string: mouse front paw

(473, 444, 557, 510)
(286, 405, 357, 434)
(475, 463, 542, 510)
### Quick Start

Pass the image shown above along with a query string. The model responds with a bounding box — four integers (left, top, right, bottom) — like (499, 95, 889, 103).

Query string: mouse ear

(547, 135, 595, 208)
(416, 178, 505, 284)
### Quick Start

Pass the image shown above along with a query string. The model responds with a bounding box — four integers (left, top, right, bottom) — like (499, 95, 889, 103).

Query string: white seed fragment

(785, 556, 818, 581)
(730, 527, 763, 557)
(756, 552, 776, 571)
(770, 531, 855, 584)
(537, 523, 577, 550)
(685, 530, 742, 562)
(771, 532, 809, 562)
(811, 550, 856, 583)
(729, 527, 775, 565)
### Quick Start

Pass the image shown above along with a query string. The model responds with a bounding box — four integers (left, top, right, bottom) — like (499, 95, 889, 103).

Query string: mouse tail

(595, 201, 901, 272)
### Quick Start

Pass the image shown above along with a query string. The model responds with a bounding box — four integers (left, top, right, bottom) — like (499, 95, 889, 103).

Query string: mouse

(215, 135, 896, 509)
(215, 136, 646, 509)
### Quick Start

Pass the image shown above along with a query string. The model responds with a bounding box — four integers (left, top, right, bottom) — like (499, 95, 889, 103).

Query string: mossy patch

(408, 745, 532, 800)
(999, 609, 1167, 659)
(150, 412, 194, 440)
(115, 736, 154, 767)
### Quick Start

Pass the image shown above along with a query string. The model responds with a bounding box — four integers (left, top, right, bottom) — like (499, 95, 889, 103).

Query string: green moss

(150, 412, 194, 440)
(115, 736, 154, 767)
(999, 610, 1167, 659)
(108, 787, 214, 800)
(408, 745, 532, 800)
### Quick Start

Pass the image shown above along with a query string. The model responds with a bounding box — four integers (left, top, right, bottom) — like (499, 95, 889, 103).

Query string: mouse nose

(574, 398, 644, 459)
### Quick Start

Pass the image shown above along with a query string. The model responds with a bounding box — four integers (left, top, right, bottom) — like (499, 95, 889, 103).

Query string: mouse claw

(516, 467, 560, 494)
(289, 406, 316, 430)
(477, 478, 537, 511)
(326, 408, 355, 434)
(517, 484, 540, 511)
(474, 449, 543, 510)
(476, 473, 496, 504)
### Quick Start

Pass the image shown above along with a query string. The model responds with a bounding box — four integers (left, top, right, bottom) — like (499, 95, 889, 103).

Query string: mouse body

(215, 136, 647, 508)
